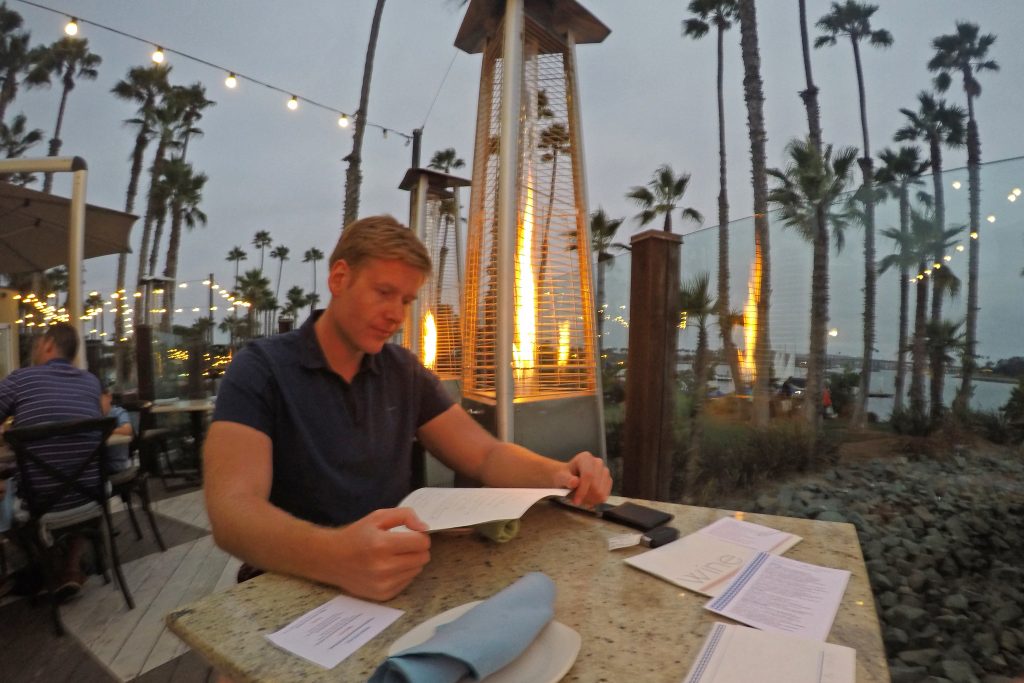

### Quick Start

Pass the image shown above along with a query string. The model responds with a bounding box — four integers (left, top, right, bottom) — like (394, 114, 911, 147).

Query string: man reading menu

(205, 215, 611, 601)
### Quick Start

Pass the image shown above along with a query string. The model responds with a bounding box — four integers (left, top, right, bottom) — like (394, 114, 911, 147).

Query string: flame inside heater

(513, 181, 536, 380)
(741, 257, 760, 386)
(422, 310, 437, 371)
(557, 321, 570, 366)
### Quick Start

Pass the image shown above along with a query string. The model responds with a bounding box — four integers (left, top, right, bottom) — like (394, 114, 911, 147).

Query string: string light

(986, 215, 996, 223)
(951, 180, 962, 190)
(287, 95, 298, 111)
(338, 113, 349, 128)
(64, 16, 77, 35)
(225, 72, 237, 89)
(151, 46, 165, 64)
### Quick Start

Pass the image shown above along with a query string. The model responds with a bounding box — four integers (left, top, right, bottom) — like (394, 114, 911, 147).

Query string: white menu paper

(683, 623, 856, 683)
(265, 594, 404, 669)
(395, 487, 569, 531)
(705, 552, 851, 641)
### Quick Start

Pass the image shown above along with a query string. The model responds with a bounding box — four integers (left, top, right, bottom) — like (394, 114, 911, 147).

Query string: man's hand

(554, 452, 612, 507)
(330, 507, 431, 601)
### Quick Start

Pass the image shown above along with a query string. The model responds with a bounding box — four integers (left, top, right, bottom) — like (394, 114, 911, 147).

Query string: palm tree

(797, 0, 824, 150)
(173, 82, 214, 160)
(342, 0, 387, 227)
(585, 208, 628, 347)
(679, 272, 715, 502)
(235, 268, 272, 338)
(926, 317, 965, 417)
(537, 121, 569, 288)
(0, 112, 42, 185)
(875, 146, 930, 412)
(282, 285, 308, 324)
(737, 0, 772, 425)
(270, 245, 290, 316)
(815, 0, 892, 427)
(768, 138, 858, 428)
(226, 246, 247, 285)
(626, 164, 703, 233)
(26, 36, 102, 193)
(218, 312, 247, 349)
(885, 210, 930, 421)
(303, 247, 324, 304)
(0, 4, 33, 124)
(158, 159, 208, 331)
(252, 230, 273, 272)
(306, 291, 321, 318)
(928, 21, 999, 413)
(683, 0, 742, 394)
(110, 63, 171, 361)
(427, 147, 464, 174)
(894, 92, 967, 407)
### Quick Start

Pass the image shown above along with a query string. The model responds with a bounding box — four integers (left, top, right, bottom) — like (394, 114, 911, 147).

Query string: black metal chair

(4, 416, 134, 635)
(122, 399, 179, 489)
(108, 462, 167, 552)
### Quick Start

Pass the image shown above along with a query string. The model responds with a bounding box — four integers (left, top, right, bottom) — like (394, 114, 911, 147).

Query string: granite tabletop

(166, 497, 890, 682)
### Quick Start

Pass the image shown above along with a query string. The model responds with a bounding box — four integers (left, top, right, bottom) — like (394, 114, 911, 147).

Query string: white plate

(387, 601, 581, 683)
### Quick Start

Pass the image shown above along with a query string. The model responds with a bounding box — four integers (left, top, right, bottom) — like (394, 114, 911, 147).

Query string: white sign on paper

(265, 594, 404, 669)
(395, 487, 569, 531)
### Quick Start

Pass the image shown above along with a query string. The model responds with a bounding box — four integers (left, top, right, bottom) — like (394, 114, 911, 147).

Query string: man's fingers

(371, 506, 428, 532)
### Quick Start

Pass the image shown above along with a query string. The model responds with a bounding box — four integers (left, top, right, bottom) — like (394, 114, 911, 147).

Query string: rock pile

(723, 446, 1024, 683)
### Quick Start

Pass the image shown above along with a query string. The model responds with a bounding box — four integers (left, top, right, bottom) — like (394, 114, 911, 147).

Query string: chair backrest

(4, 417, 117, 518)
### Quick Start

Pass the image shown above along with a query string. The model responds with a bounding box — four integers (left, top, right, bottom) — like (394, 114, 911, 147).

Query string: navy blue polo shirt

(213, 313, 453, 527)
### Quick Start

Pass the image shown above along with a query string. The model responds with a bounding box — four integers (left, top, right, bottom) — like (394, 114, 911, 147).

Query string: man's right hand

(330, 507, 431, 601)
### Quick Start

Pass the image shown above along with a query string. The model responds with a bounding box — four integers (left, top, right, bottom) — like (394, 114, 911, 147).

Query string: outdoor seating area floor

(0, 482, 241, 682)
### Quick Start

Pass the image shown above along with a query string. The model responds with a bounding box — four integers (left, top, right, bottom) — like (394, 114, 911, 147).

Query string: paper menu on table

(265, 594, 403, 669)
(394, 487, 569, 531)
(682, 623, 855, 683)
(624, 517, 802, 597)
(705, 552, 851, 641)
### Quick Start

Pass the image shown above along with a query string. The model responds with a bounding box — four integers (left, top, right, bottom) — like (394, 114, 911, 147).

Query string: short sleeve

(415, 363, 455, 427)
(213, 344, 278, 437)
(112, 406, 132, 430)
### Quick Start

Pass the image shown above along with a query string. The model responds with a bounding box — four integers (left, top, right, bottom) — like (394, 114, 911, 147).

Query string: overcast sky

(7, 0, 1024, 356)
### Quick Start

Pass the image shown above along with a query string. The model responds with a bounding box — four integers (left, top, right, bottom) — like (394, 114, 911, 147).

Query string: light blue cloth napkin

(368, 572, 555, 683)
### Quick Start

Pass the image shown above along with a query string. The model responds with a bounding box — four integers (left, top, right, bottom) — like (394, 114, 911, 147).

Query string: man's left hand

(554, 452, 612, 507)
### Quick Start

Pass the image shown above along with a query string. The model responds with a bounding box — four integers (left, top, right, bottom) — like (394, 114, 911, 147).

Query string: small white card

(608, 533, 643, 550)
(705, 552, 851, 641)
(265, 594, 404, 669)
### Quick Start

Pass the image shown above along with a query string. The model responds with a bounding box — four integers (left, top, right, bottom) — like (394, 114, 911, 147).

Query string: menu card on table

(624, 517, 801, 597)
(705, 552, 851, 641)
(683, 623, 855, 683)
(394, 487, 569, 532)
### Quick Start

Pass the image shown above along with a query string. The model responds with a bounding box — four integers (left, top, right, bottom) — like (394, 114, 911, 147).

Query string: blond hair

(329, 215, 431, 273)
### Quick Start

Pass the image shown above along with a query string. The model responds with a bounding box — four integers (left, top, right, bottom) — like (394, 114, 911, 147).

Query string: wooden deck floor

(0, 484, 241, 682)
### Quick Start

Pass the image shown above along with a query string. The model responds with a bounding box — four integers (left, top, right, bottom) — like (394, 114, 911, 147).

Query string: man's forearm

(476, 441, 565, 488)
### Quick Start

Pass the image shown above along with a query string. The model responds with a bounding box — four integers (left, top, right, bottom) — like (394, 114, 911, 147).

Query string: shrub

(827, 370, 860, 417)
(889, 406, 934, 437)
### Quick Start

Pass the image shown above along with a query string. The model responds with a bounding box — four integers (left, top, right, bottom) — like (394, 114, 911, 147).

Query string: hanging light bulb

(65, 17, 79, 36)
(225, 72, 238, 89)
(287, 95, 299, 111)
(152, 46, 165, 64)
(951, 180, 962, 190)
(338, 113, 350, 128)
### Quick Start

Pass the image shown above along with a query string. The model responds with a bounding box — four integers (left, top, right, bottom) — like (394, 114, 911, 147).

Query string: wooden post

(135, 324, 155, 401)
(622, 229, 682, 502)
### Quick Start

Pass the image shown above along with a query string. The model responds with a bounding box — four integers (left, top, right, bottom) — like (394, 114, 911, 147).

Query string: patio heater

(456, 0, 608, 460)
(399, 166, 471, 394)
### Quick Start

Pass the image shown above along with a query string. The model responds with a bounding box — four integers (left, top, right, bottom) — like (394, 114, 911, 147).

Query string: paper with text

(705, 552, 851, 641)
(624, 517, 801, 597)
(683, 623, 855, 683)
(265, 594, 403, 669)
(395, 487, 569, 531)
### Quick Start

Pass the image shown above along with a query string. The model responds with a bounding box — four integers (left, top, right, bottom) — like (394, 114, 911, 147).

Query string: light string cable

(12, 0, 413, 141)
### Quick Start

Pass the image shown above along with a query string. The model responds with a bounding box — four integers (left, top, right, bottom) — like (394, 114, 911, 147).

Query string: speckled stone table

(166, 497, 890, 682)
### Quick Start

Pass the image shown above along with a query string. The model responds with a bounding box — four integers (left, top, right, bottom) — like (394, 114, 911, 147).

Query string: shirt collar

(297, 310, 381, 376)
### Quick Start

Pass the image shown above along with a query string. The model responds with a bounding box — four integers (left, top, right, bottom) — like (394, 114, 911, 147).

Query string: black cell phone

(601, 502, 674, 531)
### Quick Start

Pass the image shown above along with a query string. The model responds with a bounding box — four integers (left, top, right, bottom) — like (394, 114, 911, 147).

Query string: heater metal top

(455, 0, 610, 54)
(398, 168, 472, 196)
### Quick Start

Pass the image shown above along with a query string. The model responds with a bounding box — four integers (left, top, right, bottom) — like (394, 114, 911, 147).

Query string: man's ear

(326, 259, 350, 295)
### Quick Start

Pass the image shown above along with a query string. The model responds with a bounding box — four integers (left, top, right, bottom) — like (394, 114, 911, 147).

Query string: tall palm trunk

(799, 0, 826, 428)
(893, 186, 911, 412)
(849, 38, 877, 428)
(134, 136, 169, 322)
(342, 0, 386, 227)
(715, 16, 742, 396)
(737, 0, 772, 425)
(160, 200, 184, 332)
(114, 126, 151, 384)
(928, 137, 946, 417)
(41, 77, 72, 193)
(909, 259, 929, 419)
(954, 98, 980, 412)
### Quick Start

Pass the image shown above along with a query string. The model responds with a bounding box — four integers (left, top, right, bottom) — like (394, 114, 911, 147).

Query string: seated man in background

(205, 215, 612, 602)
(0, 322, 103, 599)
(100, 386, 134, 476)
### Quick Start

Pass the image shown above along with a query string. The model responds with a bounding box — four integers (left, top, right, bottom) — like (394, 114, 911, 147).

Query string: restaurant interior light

(64, 18, 79, 36)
